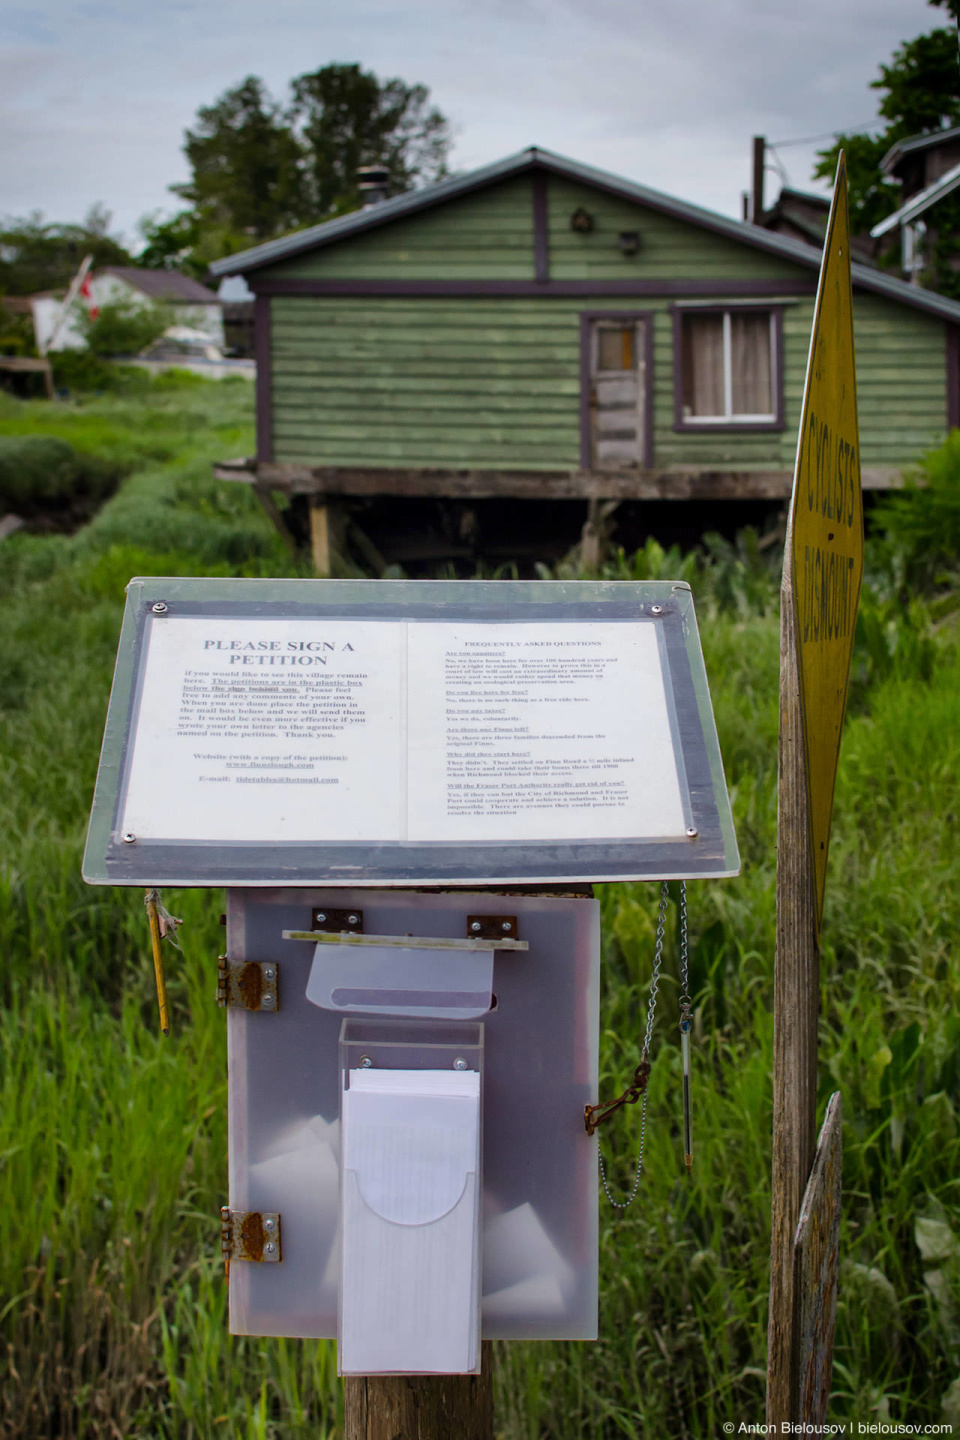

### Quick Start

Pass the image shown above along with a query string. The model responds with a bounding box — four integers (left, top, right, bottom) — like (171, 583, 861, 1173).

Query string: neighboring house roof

(871, 159, 960, 238)
(209, 145, 960, 325)
(761, 188, 878, 261)
(99, 267, 221, 304)
(880, 124, 960, 175)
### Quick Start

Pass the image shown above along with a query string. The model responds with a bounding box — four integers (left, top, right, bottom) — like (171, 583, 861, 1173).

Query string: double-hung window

(677, 307, 780, 427)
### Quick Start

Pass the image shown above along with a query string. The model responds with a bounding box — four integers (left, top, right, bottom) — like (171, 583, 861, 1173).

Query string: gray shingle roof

(209, 146, 960, 324)
(101, 267, 221, 304)
(880, 124, 960, 174)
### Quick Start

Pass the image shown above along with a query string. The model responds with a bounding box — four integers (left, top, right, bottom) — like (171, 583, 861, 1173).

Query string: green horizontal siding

(546, 177, 804, 283)
(272, 297, 579, 468)
(270, 178, 535, 281)
(848, 293, 946, 465)
(268, 286, 950, 475)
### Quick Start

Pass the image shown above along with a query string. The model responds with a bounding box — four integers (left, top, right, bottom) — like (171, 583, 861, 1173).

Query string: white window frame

(680, 308, 778, 426)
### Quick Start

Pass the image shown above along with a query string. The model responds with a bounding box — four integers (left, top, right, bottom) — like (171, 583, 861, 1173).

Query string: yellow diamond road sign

(790, 153, 864, 935)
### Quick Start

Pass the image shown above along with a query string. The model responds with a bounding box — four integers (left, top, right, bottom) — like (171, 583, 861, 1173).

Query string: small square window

(596, 325, 635, 372)
(680, 309, 776, 424)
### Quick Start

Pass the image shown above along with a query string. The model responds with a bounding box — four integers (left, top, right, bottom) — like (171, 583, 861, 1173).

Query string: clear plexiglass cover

(82, 577, 738, 886)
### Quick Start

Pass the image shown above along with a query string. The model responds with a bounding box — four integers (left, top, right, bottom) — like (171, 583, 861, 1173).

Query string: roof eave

(871, 159, 960, 237)
(209, 144, 960, 324)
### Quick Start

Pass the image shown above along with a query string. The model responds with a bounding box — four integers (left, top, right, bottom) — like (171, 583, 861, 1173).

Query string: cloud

(0, 0, 934, 237)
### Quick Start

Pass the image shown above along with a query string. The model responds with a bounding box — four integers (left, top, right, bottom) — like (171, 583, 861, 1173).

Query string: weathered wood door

(589, 318, 646, 468)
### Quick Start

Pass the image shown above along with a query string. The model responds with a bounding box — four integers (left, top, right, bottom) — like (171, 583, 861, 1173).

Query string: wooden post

(344, 1344, 494, 1440)
(766, 540, 819, 1422)
(309, 497, 332, 577)
(766, 154, 861, 1422)
(253, 485, 298, 557)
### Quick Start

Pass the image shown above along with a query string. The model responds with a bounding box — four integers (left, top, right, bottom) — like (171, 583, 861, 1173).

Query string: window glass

(730, 312, 773, 415)
(597, 325, 634, 371)
(680, 309, 774, 422)
(681, 314, 724, 417)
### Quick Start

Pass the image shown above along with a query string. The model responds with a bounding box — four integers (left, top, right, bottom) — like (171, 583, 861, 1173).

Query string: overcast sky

(0, 0, 942, 246)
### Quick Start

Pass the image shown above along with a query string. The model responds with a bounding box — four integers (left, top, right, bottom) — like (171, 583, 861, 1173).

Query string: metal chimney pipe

(357, 165, 390, 208)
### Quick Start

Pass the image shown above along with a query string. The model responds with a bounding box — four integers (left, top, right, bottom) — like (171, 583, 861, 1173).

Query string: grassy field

(1, 378, 959, 1437)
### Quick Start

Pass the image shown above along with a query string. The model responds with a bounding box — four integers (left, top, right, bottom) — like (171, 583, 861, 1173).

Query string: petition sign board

(790, 153, 864, 934)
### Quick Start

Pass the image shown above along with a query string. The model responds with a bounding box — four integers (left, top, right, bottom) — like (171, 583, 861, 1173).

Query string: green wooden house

(211, 147, 960, 569)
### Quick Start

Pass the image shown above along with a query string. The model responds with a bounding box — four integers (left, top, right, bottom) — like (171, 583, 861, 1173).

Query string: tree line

(0, 63, 451, 297)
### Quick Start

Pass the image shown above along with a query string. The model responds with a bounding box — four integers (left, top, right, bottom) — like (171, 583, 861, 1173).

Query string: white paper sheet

(340, 1068, 481, 1375)
(406, 620, 686, 841)
(120, 615, 686, 846)
(120, 617, 404, 843)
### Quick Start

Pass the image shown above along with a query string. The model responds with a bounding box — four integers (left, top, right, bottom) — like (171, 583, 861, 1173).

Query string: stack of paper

(340, 1067, 481, 1375)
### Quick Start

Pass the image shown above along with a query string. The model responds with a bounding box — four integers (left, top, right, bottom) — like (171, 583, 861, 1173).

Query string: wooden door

(589, 318, 646, 468)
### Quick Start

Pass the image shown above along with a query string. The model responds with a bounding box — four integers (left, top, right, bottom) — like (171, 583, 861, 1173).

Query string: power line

(769, 122, 882, 148)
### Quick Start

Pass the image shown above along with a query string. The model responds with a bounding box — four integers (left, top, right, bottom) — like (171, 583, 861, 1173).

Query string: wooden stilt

(310, 497, 333, 576)
(253, 485, 298, 556)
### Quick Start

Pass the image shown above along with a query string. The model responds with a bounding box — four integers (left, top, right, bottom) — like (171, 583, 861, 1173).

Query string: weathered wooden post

(344, 1343, 493, 1440)
(766, 153, 863, 1424)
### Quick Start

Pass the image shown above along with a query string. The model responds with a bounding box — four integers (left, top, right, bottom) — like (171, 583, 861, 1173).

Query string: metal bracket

(221, 1208, 282, 1263)
(311, 907, 363, 934)
(217, 957, 279, 1011)
(466, 914, 519, 941)
(282, 928, 527, 952)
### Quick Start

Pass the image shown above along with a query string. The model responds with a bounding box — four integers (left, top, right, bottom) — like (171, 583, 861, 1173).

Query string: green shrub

(78, 298, 172, 358)
(871, 430, 960, 589)
(49, 349, 152, 394)
(0, 434, 121, 515)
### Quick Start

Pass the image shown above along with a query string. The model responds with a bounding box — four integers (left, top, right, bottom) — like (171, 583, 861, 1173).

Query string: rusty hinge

(466, 914, 519, 941)
(217, 957, 279, 1011)
(221, 1208, 282, 1263)
(311, 907, 363, 934)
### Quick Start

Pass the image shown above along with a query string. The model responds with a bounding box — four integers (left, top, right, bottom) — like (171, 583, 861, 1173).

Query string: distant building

(872, 127, 960, 281)
(32, 267, 224, 353)
(759, 188, 874, 264)
(216, 275, 255, 358)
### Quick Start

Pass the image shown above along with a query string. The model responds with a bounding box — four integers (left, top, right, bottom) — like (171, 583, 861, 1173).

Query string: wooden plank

(795, 1092, 843, 1425)
(246, 461, 902, 500)
(251, 461, 800, 500)
(275, 390, 578, 413)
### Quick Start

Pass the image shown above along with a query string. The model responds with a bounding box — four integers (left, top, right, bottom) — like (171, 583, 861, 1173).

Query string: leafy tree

(289, 63, 451, 217)
(171, 76, 305, 242)
(813, 2, 960, 295)
(138, 210, 252, 280)
(0, 207, 132, 297)
(141, 64, 452, 273)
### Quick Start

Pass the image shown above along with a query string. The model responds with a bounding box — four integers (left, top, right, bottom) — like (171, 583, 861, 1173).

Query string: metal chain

(598, 879, 669, 1209)
(678, 880, 690, 1023)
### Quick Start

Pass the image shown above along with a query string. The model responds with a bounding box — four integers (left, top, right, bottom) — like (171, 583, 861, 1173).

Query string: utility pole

(752, 136, 766, 223)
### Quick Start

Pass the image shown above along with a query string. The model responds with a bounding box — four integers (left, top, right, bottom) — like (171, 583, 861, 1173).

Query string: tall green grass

(1, 384, 959, 1435)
